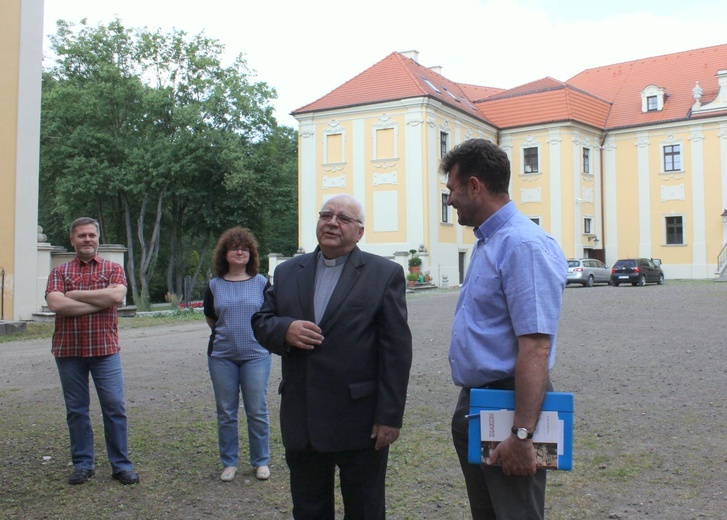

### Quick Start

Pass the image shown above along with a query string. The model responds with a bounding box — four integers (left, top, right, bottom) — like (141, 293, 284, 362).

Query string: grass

(0, 309, 205, 344)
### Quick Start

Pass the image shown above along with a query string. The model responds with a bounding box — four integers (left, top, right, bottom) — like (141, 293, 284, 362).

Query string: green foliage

(40, 18, 299, 304)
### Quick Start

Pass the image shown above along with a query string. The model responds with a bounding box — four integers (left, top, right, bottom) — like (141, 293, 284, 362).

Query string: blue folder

(467, 389, 574, 470)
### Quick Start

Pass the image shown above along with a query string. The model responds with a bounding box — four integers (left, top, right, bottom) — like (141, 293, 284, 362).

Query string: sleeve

(45, 266, 65, 296)
(109, 262, 127, 286)
(374, 263, 413, 427)
(203, 285, 216, 320)
(251, 270, 296, 355)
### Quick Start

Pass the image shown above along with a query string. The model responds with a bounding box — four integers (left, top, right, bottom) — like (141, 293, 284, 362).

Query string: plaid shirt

(46, 256, 127, 358)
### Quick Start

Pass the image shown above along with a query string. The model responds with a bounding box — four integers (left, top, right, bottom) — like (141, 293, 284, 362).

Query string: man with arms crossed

(45, 217, 139, 485)
(443, 140, 567, 519)
(252, 194, 412, 519)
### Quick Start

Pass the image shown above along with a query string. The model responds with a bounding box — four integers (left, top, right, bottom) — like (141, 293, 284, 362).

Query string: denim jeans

(55, 354, 133, 473)
(208, 354, 271, 468)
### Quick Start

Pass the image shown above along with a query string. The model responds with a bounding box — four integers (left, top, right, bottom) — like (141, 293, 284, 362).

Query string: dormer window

(641, 85, 666, 112)
(422, 77, 441, 94)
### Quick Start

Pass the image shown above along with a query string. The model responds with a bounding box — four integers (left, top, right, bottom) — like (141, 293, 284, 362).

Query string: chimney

(400, 50, 419, 63)
(429, 65, 443, 75)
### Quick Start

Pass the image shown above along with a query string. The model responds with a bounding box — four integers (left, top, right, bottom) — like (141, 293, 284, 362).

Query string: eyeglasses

(229, 247, 249, 253)
(318, 211, 362, 225)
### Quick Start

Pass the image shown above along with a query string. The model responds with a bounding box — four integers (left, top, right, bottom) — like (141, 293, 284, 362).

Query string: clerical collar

(318, 251, 349, 267)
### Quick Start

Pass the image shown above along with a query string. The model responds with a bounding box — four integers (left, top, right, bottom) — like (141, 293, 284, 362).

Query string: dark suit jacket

(252, 246, 413, 453)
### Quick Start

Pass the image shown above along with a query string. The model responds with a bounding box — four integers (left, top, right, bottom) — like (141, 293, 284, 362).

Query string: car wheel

(585, 275, 594, 287)
(657, 274, 664, 285)
(636, 275, 646, 286)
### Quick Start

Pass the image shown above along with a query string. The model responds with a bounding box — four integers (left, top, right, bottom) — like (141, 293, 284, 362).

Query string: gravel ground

(0, 280, 725, 519)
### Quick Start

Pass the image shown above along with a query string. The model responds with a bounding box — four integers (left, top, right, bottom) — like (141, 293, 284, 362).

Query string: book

(467, 389, 574, 470)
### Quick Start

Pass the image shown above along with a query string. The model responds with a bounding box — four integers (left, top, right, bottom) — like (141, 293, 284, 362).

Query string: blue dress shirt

(449, 201, 568, 388)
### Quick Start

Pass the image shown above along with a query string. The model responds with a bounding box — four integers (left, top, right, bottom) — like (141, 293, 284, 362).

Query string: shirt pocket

(90, 273, 111, 291)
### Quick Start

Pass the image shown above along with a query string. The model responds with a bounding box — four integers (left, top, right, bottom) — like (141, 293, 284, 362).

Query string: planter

(409, 266, 421, 275)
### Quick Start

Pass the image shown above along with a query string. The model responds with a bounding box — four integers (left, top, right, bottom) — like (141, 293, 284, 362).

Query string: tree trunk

(137, 188, 166, 308)
(123, 197, 140, 306)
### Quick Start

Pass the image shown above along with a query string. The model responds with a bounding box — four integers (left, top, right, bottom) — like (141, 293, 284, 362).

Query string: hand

(370, 424, 400, 450)
(485, 435, 537, 476)
(284, 320, 324, 350)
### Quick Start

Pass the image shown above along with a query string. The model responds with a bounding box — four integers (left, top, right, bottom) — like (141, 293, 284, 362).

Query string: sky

(42, 0, 727, 128)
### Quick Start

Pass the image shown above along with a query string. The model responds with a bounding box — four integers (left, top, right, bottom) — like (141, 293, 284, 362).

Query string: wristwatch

(511, 426, 534, 440)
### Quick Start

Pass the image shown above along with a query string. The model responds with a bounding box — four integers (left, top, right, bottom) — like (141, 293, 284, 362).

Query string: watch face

(517, 428, 528, 440)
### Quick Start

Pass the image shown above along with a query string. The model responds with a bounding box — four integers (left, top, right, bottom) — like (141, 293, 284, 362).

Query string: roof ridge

(575, 42, 727, 77)
(393, 52, 430, 97)
(292, 52, 402, 114)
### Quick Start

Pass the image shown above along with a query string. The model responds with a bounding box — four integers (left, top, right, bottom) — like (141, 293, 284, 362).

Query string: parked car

(567, 258, 611, 287)
(610, 258, 664, 286)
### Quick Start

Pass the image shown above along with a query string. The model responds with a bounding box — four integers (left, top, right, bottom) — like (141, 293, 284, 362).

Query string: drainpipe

(1, 266, 4, 320)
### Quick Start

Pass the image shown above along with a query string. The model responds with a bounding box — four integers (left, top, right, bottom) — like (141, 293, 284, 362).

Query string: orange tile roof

(457, 83, 504, 103)
(294, 44, 727, 131)
(475, 78, 612, 129)
(293, 52, 487, 121)
(567, 43, 727, 129)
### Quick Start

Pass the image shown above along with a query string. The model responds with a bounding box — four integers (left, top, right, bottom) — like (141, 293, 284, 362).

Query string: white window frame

(659, 137, 684, 175)
(664, 214, 685, 245)
(441, 191, 451, 224)
(523, 146, 539, 174)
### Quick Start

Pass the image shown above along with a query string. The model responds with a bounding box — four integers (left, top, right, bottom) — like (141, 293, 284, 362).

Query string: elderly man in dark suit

(252, 194, 413, 520)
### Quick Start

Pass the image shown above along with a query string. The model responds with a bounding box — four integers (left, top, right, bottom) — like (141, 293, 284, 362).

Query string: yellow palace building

(1, 0, 43, 322)
(292, 46, 727, 285)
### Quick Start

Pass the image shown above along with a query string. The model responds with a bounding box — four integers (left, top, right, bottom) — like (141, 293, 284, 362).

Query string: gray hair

(321, 194, 365, 225)
(69, 217, 100, 236)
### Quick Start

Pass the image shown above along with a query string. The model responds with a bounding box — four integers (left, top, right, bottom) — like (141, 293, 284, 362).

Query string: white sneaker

(220, 466, 237, 482)
(255, 465, 270, 480)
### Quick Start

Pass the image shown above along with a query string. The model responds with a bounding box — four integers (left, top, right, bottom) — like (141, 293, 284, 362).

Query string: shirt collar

(73, 254, 102, 266)
(317, 251, 349, 267)
(474, 200, 517, 242)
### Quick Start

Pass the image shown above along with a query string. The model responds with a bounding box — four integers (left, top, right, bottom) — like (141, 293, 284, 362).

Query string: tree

(40, 18, 297, 307)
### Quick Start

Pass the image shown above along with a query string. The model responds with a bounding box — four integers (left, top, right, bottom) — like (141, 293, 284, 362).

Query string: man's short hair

(440, 138, 511, 195)
(69, 217, 100, 236)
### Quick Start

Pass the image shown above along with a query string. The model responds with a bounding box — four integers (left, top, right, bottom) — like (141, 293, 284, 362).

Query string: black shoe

(112, 469, 139, 485)
(68, 467, 95, 485)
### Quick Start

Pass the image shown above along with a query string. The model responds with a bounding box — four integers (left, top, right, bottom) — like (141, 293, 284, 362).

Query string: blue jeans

(55, 354, 133, 473)
(208, 354, 271, 468)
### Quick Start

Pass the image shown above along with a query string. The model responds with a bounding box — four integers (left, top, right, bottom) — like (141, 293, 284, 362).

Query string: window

(664, 144, 681, 172)
(530, 217, 540, 226)
(647, 96, 658, 111)
(523, 147, 538, 173)
(422, 77, 441, 94)
(440, 132, 449, 158)
(441, 193, 450, 223)
(583, 147, 590, 174)
(666, 216, 683, 245)
(584, 217, 592, 234)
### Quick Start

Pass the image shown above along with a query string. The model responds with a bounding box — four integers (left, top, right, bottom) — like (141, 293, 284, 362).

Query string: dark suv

(610, 258, 664, 286)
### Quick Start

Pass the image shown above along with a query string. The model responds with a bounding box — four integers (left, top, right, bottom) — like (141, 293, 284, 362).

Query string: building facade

(293, 46, 727, 284)
(1, 0, 44, 321)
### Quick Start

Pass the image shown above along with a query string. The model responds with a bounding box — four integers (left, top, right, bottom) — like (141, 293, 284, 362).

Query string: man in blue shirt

(443, 139, 567, 519)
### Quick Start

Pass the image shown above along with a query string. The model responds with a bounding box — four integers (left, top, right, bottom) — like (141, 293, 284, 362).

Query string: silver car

(566, 259, 611, 287)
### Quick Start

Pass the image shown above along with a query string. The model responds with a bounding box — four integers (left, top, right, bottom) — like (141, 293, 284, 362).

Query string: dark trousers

(286, 444, 389, 520)
(452, 382, 550, 520)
